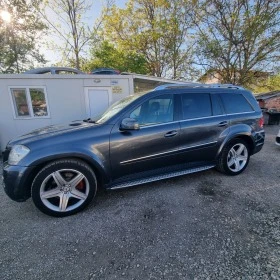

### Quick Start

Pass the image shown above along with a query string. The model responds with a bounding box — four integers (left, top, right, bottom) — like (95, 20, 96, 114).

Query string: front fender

(19, 145, 111, 184)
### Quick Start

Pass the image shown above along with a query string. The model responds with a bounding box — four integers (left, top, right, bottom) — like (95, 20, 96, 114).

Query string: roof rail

(153, 83, 244, 91)
(153, 83, 201, 91)
(209, 83, 244, 90)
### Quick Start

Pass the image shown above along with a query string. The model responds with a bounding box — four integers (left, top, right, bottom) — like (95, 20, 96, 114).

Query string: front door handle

(164, 130, 178, 137)
(218, 121, 228, 127)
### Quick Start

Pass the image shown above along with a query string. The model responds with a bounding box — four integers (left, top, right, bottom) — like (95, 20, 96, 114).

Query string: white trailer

(0, 74, 133, 151)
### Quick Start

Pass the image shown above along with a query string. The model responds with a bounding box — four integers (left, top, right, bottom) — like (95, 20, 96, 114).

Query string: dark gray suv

(2, 84, 265, 217)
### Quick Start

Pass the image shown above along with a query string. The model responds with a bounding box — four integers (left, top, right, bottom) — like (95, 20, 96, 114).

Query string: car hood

(8, 121, 95, 147)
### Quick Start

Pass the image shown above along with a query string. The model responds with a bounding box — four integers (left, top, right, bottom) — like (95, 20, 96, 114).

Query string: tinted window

(96, 94, 141, 123)
(221, 93, 254, 114)
(55, 70, 77, 75)
(181, 93, 211, 120)
(211, 94, 223, 116)
(130, 94, 173, 125)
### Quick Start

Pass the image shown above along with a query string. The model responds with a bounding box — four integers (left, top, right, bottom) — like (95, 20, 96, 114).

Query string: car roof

(23, 67, 86, 74)
(153, 83, 245, 91)
(91, 68, 120, 74)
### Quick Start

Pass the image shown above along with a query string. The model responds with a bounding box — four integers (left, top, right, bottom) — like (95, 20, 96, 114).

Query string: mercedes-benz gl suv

(2, 84, 265, 217)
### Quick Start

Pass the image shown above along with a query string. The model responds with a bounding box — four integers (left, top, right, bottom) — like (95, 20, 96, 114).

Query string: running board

(110, 165, 215, 190)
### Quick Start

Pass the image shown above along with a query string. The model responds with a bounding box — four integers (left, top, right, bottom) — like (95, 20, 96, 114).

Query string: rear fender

(216, 124, 254, 158)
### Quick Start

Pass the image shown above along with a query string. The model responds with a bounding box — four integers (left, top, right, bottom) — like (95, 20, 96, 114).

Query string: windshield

(94, 94, 143, 124)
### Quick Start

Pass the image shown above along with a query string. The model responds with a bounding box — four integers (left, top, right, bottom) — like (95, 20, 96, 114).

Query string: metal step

(110, 164, 215, 190)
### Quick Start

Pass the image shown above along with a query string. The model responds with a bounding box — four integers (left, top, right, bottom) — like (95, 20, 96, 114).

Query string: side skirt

(109, 164, 215, 190)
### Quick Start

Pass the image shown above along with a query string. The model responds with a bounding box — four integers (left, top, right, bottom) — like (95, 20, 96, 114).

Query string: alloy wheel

(39, 169, 89, 212)
(227, 143, 248, 172)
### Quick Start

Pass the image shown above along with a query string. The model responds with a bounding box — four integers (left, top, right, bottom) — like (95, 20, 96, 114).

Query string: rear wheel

(31, 159, 97, 217)
(216, 138, 250, 175)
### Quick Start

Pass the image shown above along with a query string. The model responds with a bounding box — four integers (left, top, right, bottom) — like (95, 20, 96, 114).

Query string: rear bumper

(252, 130, 265, 155)
(2, 162, 34, 202)
(276, 136, 280, 146)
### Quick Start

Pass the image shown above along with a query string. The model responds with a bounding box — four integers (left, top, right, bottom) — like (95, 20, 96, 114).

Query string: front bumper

(3, 162, 34, 202)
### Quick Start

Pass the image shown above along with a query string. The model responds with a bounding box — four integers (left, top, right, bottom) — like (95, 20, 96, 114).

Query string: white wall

(0, 74, 133, 151)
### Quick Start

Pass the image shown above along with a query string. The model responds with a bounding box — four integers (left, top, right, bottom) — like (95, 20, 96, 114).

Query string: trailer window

(10, 87, 49, 119)
(11, 88, 30, 117)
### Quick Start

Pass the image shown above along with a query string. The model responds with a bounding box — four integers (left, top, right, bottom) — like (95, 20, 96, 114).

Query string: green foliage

(100, 0, 195, 78)
(195, 0, 280, 86)
(0, 0, 47, 73)
(253, 74, 280, 94)
(30, 89, 45, 102)
(82, 41, 149, 74)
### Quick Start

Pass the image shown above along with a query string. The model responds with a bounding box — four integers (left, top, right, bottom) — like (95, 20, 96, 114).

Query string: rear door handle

(164, 130, 178, 137)
(218, 121, 228, 127)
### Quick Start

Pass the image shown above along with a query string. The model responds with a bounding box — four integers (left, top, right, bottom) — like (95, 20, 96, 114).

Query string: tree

(101, 0, 196, 78)
(0, 0, 47, 73)
(39, 0, 113, 70)
(162, 1, 196, 79)
(83, 41, 149, 74)
(38, 0, 92, 69)
(194, 0, 280, 86)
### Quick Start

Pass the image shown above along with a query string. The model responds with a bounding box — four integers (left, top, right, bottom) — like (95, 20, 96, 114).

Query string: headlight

(8, 145, 30, 165)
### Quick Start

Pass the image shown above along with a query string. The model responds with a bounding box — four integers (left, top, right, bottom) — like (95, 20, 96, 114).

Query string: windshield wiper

(83, 118, 96, 123)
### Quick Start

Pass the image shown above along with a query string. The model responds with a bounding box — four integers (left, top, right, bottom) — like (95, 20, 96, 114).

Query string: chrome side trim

(179, 112, 255, 123)
(227, 111, 255, 116)
(110, 164, 215, 190)
(120, 141, 218, 165)
(120, 148, 178, 164)
(179, 115, 225, 122)
(177, 141, 218, 153)
(140, 120, 179, 129)
(140, 112, 256, 129)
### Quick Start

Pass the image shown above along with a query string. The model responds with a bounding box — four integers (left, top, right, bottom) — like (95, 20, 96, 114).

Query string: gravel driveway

(1, 125, 279, 280)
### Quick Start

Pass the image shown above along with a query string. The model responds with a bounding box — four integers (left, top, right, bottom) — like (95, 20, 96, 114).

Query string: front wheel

(216, 139, 250, 175)
(31, 159, 97, 217)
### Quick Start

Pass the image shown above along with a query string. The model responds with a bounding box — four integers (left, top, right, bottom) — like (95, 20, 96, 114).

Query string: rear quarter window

(220, 93, 254, 114)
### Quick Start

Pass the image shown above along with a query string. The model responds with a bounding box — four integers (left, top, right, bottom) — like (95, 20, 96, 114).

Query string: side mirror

(120, 118, 140, 131)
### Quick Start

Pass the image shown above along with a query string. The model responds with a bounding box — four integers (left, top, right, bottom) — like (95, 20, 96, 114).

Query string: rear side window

(181, 93, 211, 120)
(220, 93, 254, 114)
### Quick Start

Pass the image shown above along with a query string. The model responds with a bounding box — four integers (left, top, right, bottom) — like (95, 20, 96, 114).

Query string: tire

(216, 138, 250, 176)
(31, 159, 97, 217)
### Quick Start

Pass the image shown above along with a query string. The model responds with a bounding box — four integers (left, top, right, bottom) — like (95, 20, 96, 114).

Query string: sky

(42, 0, 127, 65)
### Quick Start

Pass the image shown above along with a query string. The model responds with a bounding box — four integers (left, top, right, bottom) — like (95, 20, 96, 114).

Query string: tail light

(258, 116, 264, 128)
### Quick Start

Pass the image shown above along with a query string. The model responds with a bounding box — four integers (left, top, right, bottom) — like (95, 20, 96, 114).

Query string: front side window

(130, 94, 174, 126)
(181, 93, 212, 120)
(96, 94, 142, 123)
(11, 87, 49, 118)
